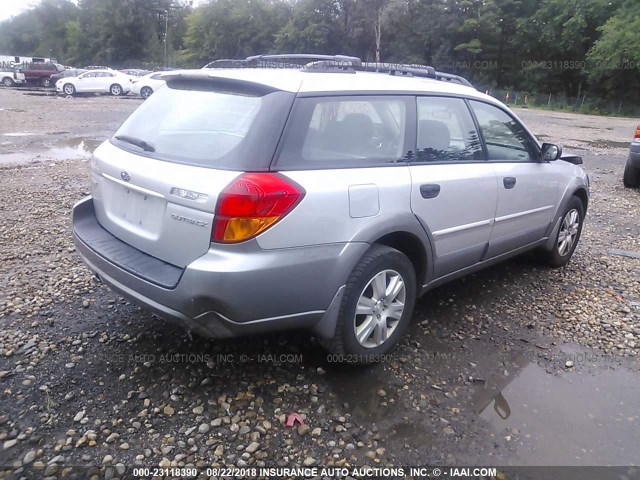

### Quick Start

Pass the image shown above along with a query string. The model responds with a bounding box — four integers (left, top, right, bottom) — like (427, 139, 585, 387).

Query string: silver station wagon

(72, 54, 589, 362)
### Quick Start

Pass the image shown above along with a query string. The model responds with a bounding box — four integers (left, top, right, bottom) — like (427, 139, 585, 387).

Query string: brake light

(212, 173, 304, 243)
(635, 125, 640, 141)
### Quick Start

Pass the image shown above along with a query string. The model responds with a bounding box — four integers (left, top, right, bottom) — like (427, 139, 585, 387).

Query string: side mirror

(541, 143, 562, 161)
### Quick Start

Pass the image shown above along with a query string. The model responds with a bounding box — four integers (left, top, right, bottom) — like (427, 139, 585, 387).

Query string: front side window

(470, 100, 539, 162)
(277, 96, 410, 169)
(416, 96, 483, 162)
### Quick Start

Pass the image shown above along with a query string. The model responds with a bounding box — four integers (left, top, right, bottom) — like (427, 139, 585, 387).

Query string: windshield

(111, 82, 294, 170)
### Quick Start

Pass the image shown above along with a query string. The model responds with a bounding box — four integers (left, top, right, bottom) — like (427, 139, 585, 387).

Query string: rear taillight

(212, 173, 304, 243)
(634, 125, 640, 141)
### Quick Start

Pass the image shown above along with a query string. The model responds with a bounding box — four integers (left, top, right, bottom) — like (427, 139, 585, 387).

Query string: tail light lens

(212, 173, 305, 243)
(635, 125, 640, 141)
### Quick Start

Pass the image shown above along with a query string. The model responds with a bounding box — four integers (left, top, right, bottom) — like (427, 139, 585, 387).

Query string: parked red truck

(15, 62, 61, 87)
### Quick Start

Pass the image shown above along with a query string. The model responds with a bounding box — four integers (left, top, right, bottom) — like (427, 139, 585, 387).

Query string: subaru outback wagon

(72, 55, 589, 361)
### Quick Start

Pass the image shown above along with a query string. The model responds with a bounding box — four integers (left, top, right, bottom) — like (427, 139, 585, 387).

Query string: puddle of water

(473, 352, 640, 466)
(584, 139, 630, 149)
(52, 137, 102, 151)
(329, 340, 640, 467)
(0, 137, 102, 165)
(2, 132, 38, 137)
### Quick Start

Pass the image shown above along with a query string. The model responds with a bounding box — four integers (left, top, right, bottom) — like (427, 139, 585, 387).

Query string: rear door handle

(503, 177, 516, 189)
(420, 184, 441, 199)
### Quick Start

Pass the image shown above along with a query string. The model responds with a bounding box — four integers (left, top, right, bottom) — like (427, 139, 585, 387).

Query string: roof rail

(359, 62, 473, 87)
(202, 54, 474, 88)
(202, 59, 247, 69)
(203, 55, 359, 70)
(303, 59, 473, 87)
(245, 54, 361, 66)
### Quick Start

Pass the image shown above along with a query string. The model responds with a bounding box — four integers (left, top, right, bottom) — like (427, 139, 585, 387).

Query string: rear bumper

(72, 197, 367, 338)
(628, 142, 640, 168)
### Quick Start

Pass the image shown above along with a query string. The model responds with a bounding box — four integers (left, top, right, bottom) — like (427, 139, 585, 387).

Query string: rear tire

(140, 86, 153, 98)
(623, 159, 640, 188)
(63, 83, 76, 96)
(110, 84, 123, 96)
(2, 77, 14, 87)
(541, 196, 584, 267)
(324, 244, 416, 363)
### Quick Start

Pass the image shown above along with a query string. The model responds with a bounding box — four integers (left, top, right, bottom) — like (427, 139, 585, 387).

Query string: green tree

(586, 0, 640, 102)
(514, 0, 622, 95)
(183, 0, 290, 65)
(0, 0, 79, 61)
(274, 0, 344, 54)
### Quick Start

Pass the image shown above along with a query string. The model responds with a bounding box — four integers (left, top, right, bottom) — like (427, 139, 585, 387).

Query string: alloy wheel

(557, 208, 580, 256)
(353, 269, 406, 348)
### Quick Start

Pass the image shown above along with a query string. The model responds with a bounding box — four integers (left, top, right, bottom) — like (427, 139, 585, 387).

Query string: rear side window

(416, 96, 483, 162)
(112, 83, 295, 170)
(277, 96, 411, 169)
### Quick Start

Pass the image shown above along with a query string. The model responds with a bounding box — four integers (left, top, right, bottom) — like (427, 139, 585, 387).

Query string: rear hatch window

(111, 80, 295, 170)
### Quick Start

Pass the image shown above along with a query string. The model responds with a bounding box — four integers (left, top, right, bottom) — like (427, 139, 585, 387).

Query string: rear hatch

(90, 74, 297, 268)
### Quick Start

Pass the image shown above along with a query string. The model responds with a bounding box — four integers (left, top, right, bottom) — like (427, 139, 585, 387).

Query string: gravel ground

(0, 89, 639, 478)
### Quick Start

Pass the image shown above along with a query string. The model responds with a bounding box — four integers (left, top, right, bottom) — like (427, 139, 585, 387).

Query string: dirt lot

(0, 88, 639, 478)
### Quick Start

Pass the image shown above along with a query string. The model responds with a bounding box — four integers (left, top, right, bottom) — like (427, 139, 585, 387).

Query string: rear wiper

(115, 135, 155, 152)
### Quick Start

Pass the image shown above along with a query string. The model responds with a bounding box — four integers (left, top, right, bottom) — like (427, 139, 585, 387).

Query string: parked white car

(1, 69, 25, 87)
(131, 72, 166, 98)
(56, 69, 133, 96)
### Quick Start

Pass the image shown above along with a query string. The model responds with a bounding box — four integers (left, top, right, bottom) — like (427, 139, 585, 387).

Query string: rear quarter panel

(256, 166, 415, 249)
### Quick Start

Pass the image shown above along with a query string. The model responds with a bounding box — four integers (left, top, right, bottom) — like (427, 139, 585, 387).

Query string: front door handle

(503, 177, 516, 189)
(420, 184, 441, 199)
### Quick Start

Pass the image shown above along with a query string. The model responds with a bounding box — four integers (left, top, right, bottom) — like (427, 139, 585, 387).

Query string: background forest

(1, 0, 639, 113)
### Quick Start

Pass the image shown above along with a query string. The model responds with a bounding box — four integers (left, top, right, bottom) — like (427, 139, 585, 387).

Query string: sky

(0, 0, 208, 22)
(0, 0, 45, 22)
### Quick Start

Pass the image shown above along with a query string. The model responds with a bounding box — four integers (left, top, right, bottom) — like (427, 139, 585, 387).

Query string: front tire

(140, 86, 153, 98)
(325, 245, 416, 362)
(542, 196, 585, 267)
(110, 84, 123, 96)
(623, 159, 640, 188)
(2, 77, 14, 87)
(41, 77, 52, 87)
(63, 83, 76, 96)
